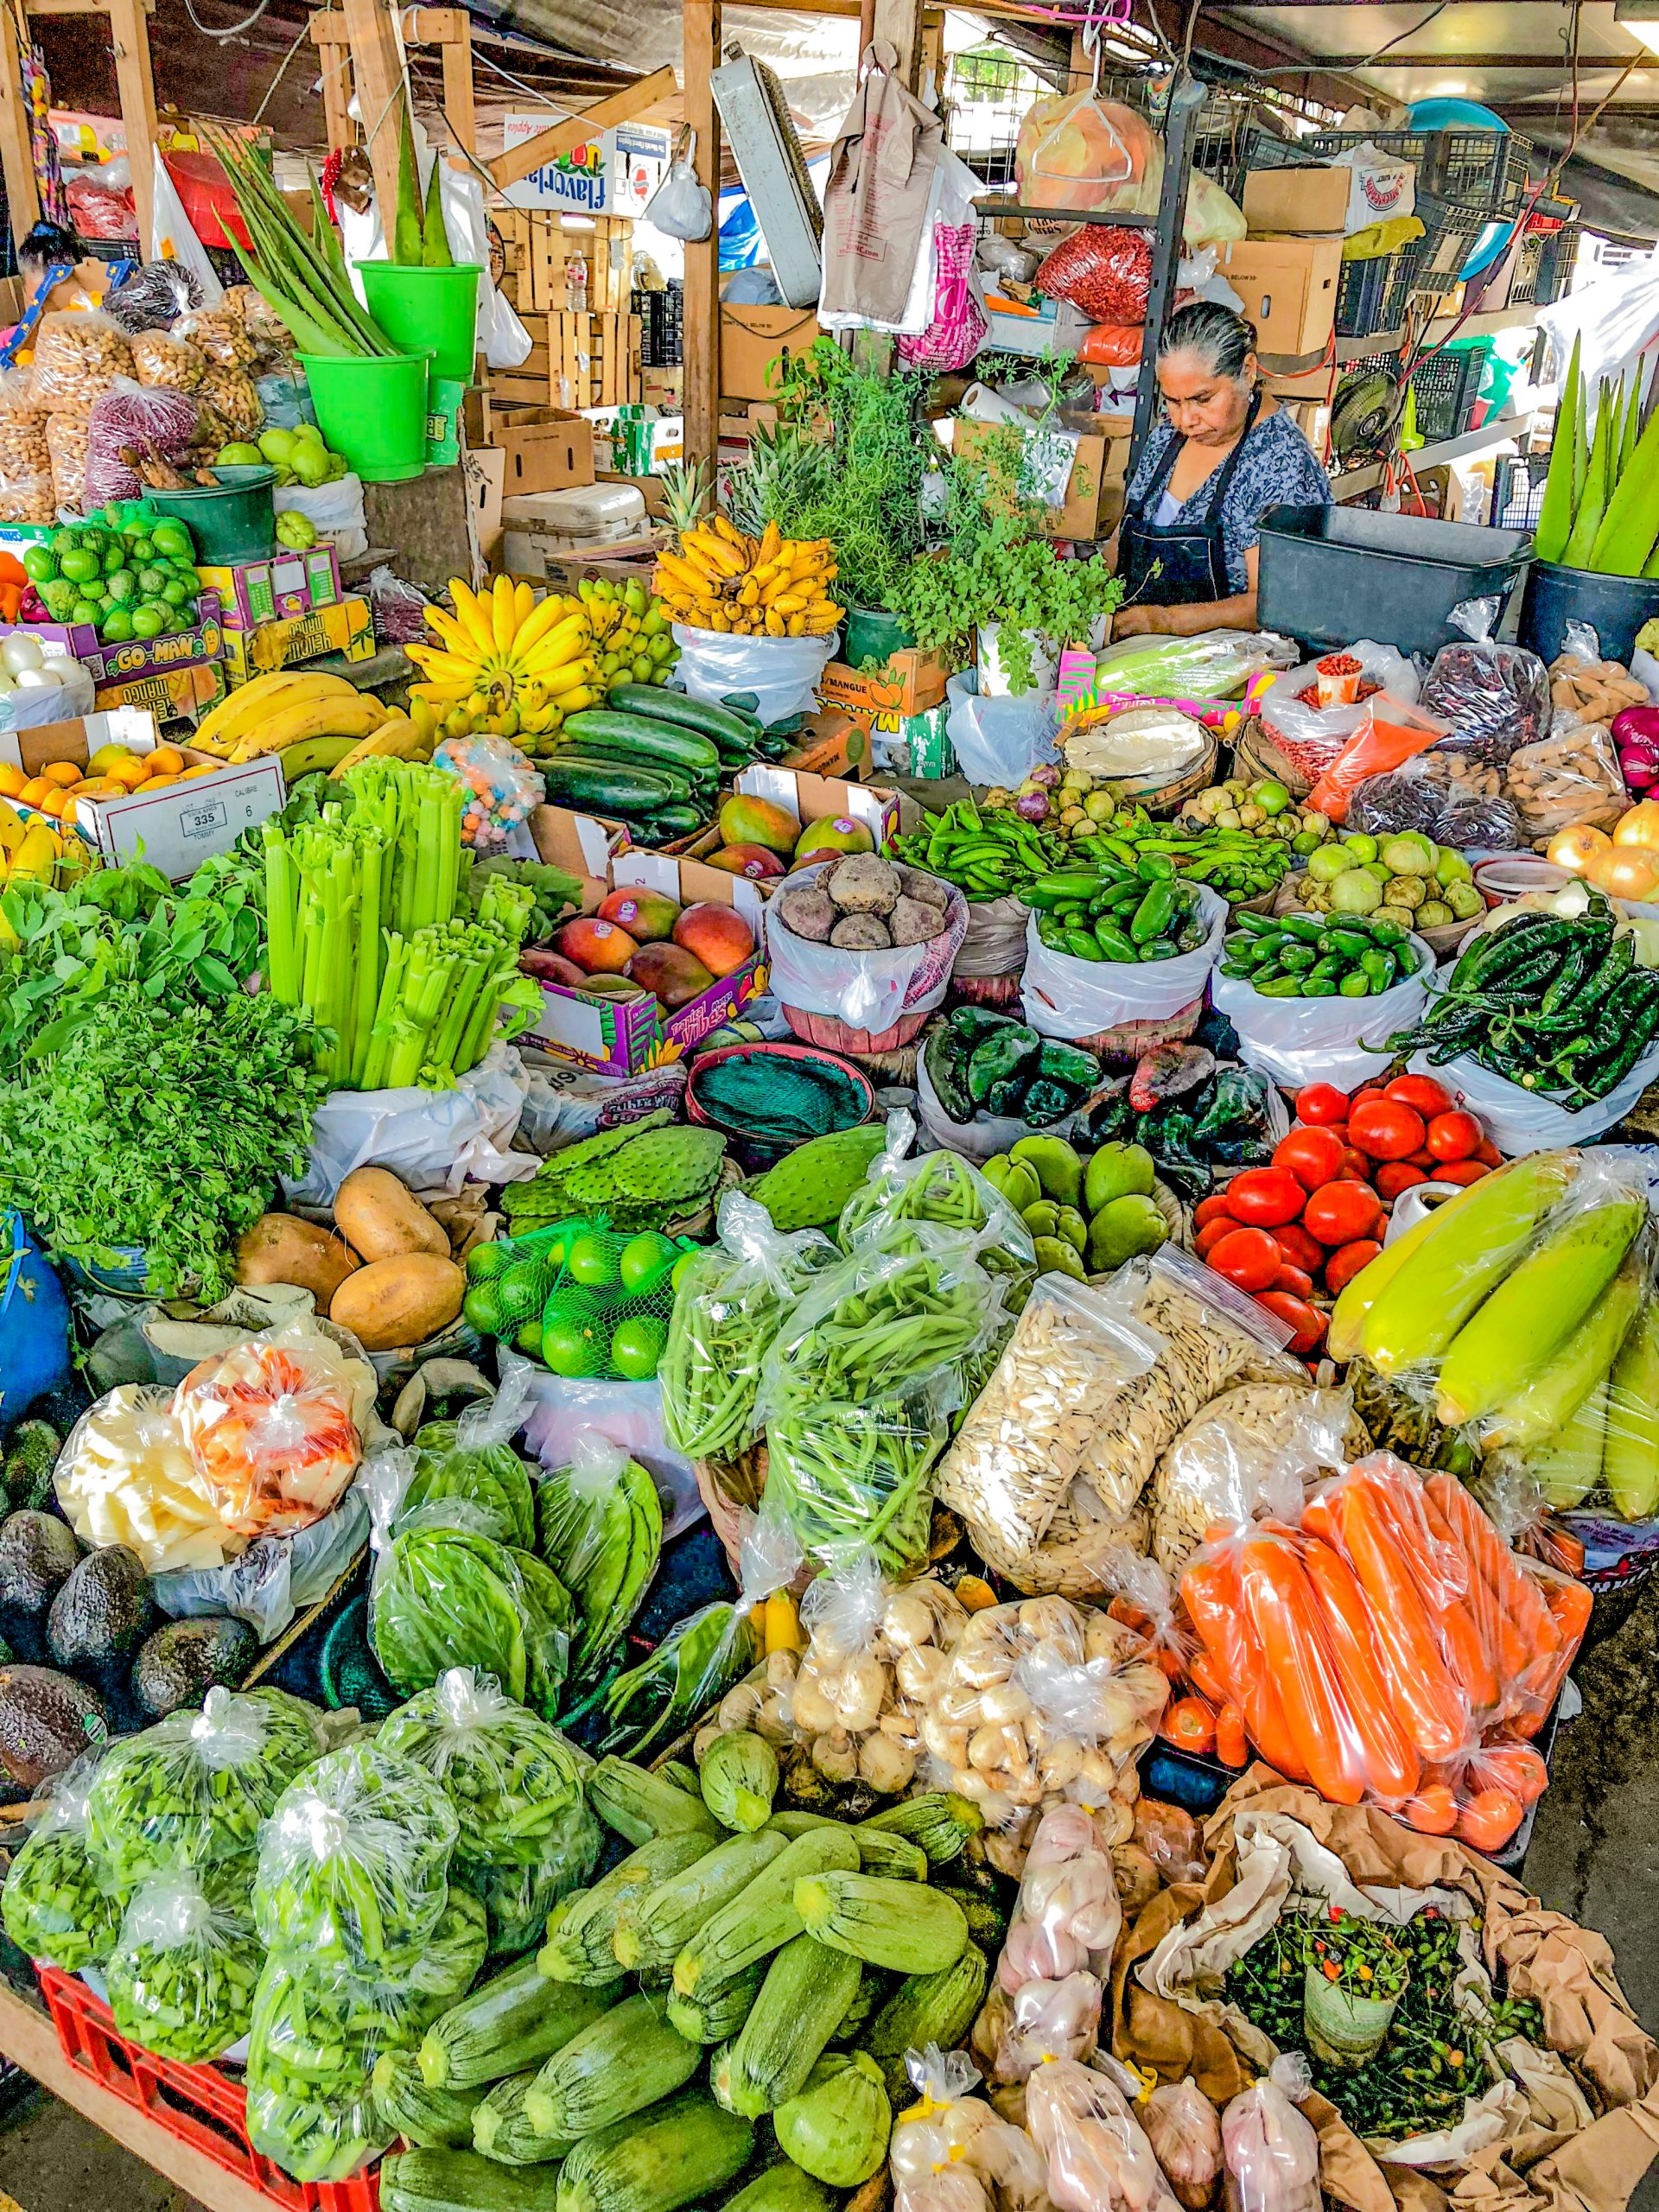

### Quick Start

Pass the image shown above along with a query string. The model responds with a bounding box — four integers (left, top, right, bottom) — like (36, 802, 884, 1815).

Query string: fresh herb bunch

(1224, 1905, 1545, 2140)
(896, 518, 1122, 693)
(0, 981, 327, 1296)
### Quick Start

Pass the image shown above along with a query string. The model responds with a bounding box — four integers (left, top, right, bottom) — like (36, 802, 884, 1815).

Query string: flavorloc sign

(502, 118, 671, 216)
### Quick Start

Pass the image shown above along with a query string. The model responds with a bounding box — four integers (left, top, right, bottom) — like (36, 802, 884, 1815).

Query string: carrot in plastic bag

(1314, 1473, 1468, 1761)
(1180, 1548, 1306, 1781)
(1414, 1488, 1504, 1713)
(1510, 1563, 1593, 1730)
(1424, 1472, 1562, 1707)
(1297, 1538, 1421, 1801)
(1238, 1533, 1367, 1804)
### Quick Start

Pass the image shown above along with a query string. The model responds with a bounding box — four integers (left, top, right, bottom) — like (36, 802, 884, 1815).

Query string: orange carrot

(1419, 1487, 1512, 1703)
(1425, 1473, 1561, 1667)
(1513, 1569, 1594, 1726)
(1186, 1645, 1230, 1708)
(1239, 1535, 1367, 1804)
(1162, 1696, 1216, 1756)
(1182, 1550, 1307, 1781)
(1215, 1703, 1249, 1767)
(1299, 1538, 1421, 1800)
(1471, 1740, 1548, 1806)
(1326, 1476, 1470, 1761)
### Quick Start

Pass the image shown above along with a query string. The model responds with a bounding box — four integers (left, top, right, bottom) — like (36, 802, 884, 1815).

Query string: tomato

(1476, 1138, 1503, 1167)
(1224, 1166, 1306, 1228)
(1272, 1126, 1347, 1192)
(1194, 1217, 1236, 1261)
(1207, 1227, 1284, 1292)
(1192, 1192, 1236, 1230)
(1273, 1220, 1325, 1274)
(1348, 1096, 1427, 1160)
(1474, 1742, 1548, 1806)
(1323, 1238, 1382, 1294)
(1384, 1073, 1453, 1118)
(1405, 1148, 1439, 1170)
(1454, 1788, 1523, 1851)
(1375, 1160, 1432, 1201)
(1303, 1180, 1383, 1246)
(1294, 1083, 1350, 1127)
(1255, 1289, 1327, 1357)
(1426, 1109, 1482, 1161)
(1402, 1784, 1459, 1835)
(1433, 1160, 1491, 1186)
(1274, 1262, 1315, 1298)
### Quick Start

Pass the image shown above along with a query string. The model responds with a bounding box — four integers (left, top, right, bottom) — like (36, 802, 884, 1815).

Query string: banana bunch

(556, 573, 677, 694)
(654, 517, 842, 638)
(408, 575, 601, 747)
(192, 671, 422, 778)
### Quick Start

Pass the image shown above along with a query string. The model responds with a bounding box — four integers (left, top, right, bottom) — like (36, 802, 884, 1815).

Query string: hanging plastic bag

(106, 1865, 261, 2064)
(529, 1428, 663, 1678)
(1021, 884, 1229, 1041)
(1220, 2057, 1320, 2212)
(1036, 227, 1153, 325)
(1027, 2052, 1185, 2212)
(897, 219, 989, 373)
(1014, 90, 1161, 219)
(148, 149, 225, 306)
(646, 127, 713, 243)
(1, 1746, 121, 1970)
(172, 1320, 376, 1540)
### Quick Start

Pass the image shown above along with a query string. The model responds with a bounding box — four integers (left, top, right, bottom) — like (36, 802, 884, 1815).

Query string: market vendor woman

(1109, 301, 1329, 636)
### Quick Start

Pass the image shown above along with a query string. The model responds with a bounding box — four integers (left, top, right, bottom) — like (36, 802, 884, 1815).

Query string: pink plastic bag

(898, 222, 988, 373)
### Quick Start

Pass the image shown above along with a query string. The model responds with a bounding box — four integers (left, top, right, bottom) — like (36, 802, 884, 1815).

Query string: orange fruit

(142, 772, 180, 790)
(16, 777, 54, 808)
(177, 763, 218, 779)
(0, 762, 24, 798)
(34, 787, 66, 817)
(69, 777, 122, 798)
(41, 760, 82, 788)
(149, 745, 186, 775)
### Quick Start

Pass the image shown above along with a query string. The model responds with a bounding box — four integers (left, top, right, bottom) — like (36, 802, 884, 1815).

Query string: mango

(707, 843, 786, 880)
(599, 887, 681, 942)
(673, 902, 755, 979)
(792, 815, 874, 866)
(718, 793, 799, 856)
(1083, 1141, 1154, 1217)
(558, 917, 639, 975)
(626, 941, 715, 1009)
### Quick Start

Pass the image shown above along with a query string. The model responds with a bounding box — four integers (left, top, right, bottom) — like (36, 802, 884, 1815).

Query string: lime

(462, 1282, 504, 1335)
(99, 607, 134, 643)
(102, 545, 125, 576)
(69, 602, 99, 627)
(161, 577, 193, 608)
(465, 1240, 512, 1281)
(151, 523, 192, 559)
(516, 1319, 544, 1360)
(619, 1231, 677, 1294)
(542, 1315, 604, 1378)
(130, 605, 165, 639)
(497, 1259, 547, 1323)
(59, 548, 100, 585)
(565, 1232, 621, 1288)
(125, 537, 155, 565)
(610, 1315, 667, 1380)
(671, 1249, 699, 1294)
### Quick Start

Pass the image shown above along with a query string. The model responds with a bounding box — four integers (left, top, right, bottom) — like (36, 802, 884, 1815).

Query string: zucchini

(672, 1829, 860, 1998)
(607, 685, 761, 747)
(588, 1759, 721, 1849)
(661, 1764, 702, 1798)
(718, 2164, 836, 2212)
(699, 1733, 779, 1834)
(371, 2050, 486, 2150)
(715, 1935, 861, 2117)
(475, 2072, 566, 2167)
(633, 806, 703, 840)
(524, 1992, 700, 2141)
(666, 1963, 765, 2046)
(538, 757, 680, 812)
(772, 2056, 890, 2189)
(792, 1871, 968, 1975)
(766, 1813, 925, 1881)
(613, 1830, 787, 1974)
(555, 2087, 753, 2212)
(867, 1943, 988, 2092)
(541, 1835, 710, 1984)
(420, 1960, 621, 2090)
(859, 1794, 983, 1866)
(381, 2147, 563, 2212)
(563, 711, 721, 772)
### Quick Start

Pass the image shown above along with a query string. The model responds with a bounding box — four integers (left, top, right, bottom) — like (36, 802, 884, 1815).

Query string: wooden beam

(0, 5, 40, 245)
(486, 65, 677, 193)
(109, 0, 156, 249)
(872, 0, 924, 90)
(438, 16, 475, 156)
(340, 0, 409, 241)
(683, 0, 720, 484)
(319, 38, 356, 153)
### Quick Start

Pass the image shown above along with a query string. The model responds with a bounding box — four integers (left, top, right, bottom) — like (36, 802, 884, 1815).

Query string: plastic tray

(36, 1966, 379, 2212)
(1255, 504, 1530, 658)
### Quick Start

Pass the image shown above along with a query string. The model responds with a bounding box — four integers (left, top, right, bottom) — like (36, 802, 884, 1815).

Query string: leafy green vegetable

(377, 1671, 595, 1866)
(535, 1442, 662, 1679)
(402, 1421, 537, 1551)
(105, 1866, 263, 2064)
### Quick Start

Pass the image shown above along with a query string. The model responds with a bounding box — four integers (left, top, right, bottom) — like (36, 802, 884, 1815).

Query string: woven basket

(781, 1004, 931, 1055)
(949, 970, 1026, 1010)
(1273, 872, 1478, 960)
(1231, 717, 1313, 799)
(1103, 728, 1220, 820)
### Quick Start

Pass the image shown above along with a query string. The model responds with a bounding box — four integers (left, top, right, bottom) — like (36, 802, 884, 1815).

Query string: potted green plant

(1302, 1908, 1411, 2069)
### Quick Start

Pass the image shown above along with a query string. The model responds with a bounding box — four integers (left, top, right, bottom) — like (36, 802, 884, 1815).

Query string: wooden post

(0, 3, 40, 247)
(310, 19, 357, 155)
(109, 0, 157, 249)
(872, 0, 923, 91)
(439, 28, 475, 161)
(340, 0, 409, 238)
(683, 0, 720, 482)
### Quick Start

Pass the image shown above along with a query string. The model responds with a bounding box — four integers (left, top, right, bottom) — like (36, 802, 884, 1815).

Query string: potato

(234, 1214, 359, 1309)
(334, 1167, 448, 1263)
(328, 1254, 465, 1351)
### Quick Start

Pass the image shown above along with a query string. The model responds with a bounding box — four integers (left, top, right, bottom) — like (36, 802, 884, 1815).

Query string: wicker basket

(1103, 728, 1220, 819)
(1230, 717, 1314, 799)
(781, 1004, 931, 1055)
(949, 970, 1025, 1010)
(1273, 872, 1478, 960)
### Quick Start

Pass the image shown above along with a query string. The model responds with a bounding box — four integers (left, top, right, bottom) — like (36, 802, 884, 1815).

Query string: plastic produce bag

(974, 1969, 1105, 2085)
(891, 2048, 1009, 2209)
(512, 1360, 702, 1546)
(997, 1802, 1122, 1992)
(1220, 2057, 1319, 2212)
(836, 1109, 1037, 1289)
(106, 1865, 261, 2063)
(0, 1747, 121, 1971)
(1083, 630, 1295, 707)
(377, 1668, 596, 1872)
(945, 671, 1060, 789)
(1035, 227, 1153, 325)
(645, 127, 713, 242)
(531, 1428, 663, 1677)
(1419, 599, 1550, 765)
(130, 328, 206, 390)
(173, 1320, 376, 1540)
(150, 1484, 370, 1644)
(780, 1559, 969, 1796)
(673, 624, 837, 728)
(400, 1373, 539, 1550)
(30, 311, 133, 410)
(55, 1382, 238, 1573)
(284, 1043, 530, 1207)
(1259, 642, 1420, 777)
(87, 1685, 326, 1887)
(1027, 2052, 1185, 2212)
(768, 858, 968, 1036)
(1014, 91, 1161, 219)
(253, 1738, 460, 1974)
(1148, 1384, 1358, 1574)
(275, 474, 368, 563)
(245, 2082, 390, 2186)
(1146, 2082, 1223, 2211)
(1346, 757, 1523, 851)
(1213, 927, 1432, 1093)
(104, 259, 204, 334)
(84, 377, 199, 506)
(0, 366, 52, 524)
(1021, 884, 1228, 1040)
(1306, 696, 1452, 823)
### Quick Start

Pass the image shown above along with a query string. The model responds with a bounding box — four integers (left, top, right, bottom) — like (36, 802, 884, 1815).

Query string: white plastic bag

(645, 128, 713, 243)
(945, 671, 1060, 786)
(916, 1041, 1093, 1160)
(767, 858, 968, 1033)
(1409, 1031, 1659, 1154)
(1021, 885, 1228, 1039)
(275, 475, 368, 563)
(146, 149, 224, 306)
(1213, 931, 1433, 1092)
(1259, 640, 1421, 770)
(283, 1045, 533, 1205)
(0, 657, 97, 733)
(150, 1484, 370, 1644)
(672, 625, 837, 728)
(505, 1351, 702, 1543)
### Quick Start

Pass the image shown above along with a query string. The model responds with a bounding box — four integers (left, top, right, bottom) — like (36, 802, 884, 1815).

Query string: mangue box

(195, 544, 343, 632)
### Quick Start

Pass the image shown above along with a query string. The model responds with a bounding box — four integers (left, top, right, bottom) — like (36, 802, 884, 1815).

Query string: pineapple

(660, 460, 710, 538)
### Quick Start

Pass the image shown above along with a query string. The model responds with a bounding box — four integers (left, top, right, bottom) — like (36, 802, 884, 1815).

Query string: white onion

(13, 665, 57, 690)
(3, 633, 45, 674)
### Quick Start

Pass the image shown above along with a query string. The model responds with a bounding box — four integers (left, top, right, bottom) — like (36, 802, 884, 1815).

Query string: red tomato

(1194, 1217, 1236, 1261)
(1273, 1221, 1325, 1274)
(1294, 1083, 1350, 1127)
(1427, 1109, 1482, 1161)
(1433, 1160, 1491, 1186)
(1274, 1262, 1315, 1298)
(1405, 1149, 1439, 1170)
(1207, 1227, 1284, 1293)
(1455, 1789, 1523, 1851)
(1348, 1096, 1427, 1160)
(1224, 1166, 1306, 1228)
(1273, 1127, 1347, 1192)
(1338, 1146, 1373, 1179)
(1303, 1180, 1383, 1246)
(1324, 1238, 1382, 1294)
(1192, 1191, 1237, 1230)
(1476, 1138, 1503, 1168)
(1351, 1080, 1387, 1104)
(1255, 1289, 1327, 1357)
(1385, 1073, 1453, 1118)
(1375, 1160, 1432, 1201)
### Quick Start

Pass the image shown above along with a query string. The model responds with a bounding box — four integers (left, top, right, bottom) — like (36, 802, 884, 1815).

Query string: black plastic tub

(1517, 557, 1659, 665)
(1256, 504, 1531, 657)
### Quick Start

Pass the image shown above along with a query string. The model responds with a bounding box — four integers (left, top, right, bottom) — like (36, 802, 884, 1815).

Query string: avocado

(0, 1512, 80, 1662)
(131, 1617, 258, 1719)
(0, 1664, 107, 1788)
(47, 1546, 154, 1681)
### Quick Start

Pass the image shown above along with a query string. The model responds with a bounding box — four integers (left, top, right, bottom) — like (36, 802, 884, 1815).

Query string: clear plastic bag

(199, 361, 262, 436)
(1146, 2082, 1223, 2212)
(0, 365, 52, 524)
(376, 1667, 594, 1869)
(54, 1381, 236, 1573)
(46, 407, 92, 509)
(85, 376, 201, 506)
(531, 1427, 663, 1678)
(1346, 754, 1524, 851)
(1504, 722, 1628, 844)
(768, 858, 969, 1034)
(400, 1371, 539, 1550)
(245, 2081, 391, 2185)
(366, 563, 429, 646)
(105, 260, 204, 334)
(661, 1190, 837, 1460)
(174, 1321, 376, 1541)
(1035, 227, 1152, 324)
(253, 1738, 460, 1974)
(30, 310, 133, 410)
(106, 1865, 261, 2064)
(1220, 2058, 1319, 2212)
(86, 1685, 326, 1888)
(1014, 92, 1161, 218)
(1419, 599, 1550, 766)
(1027, 2053, 1185, 2212)
(836, 1109, 1038, 1293)
(1259, 642, 1421, 777)
(0, 1746, 122, 1970)
(892, 2048, 1007, 2206)
(997, 1802, 1122, 1991)
(1147, 1383, 1359, 1574)
(645, 129, 713, 243)
(1021, 885, 1228, 1039)
(129, 329, 205, 391)
(432, 733, 544, 851)
(1306, 696, 1452, 824)
(178, 304, 258, 368)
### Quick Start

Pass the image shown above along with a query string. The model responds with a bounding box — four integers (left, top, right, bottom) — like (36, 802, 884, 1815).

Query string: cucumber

(550, 743, 698, 800)
(636, 806, 704, 839)
(563, 711, 721, 772)
(538, 757, 680, 812)
(608, 685, 761, 746)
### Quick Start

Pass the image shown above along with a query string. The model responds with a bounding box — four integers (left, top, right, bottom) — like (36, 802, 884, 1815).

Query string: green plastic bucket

(844, 605, 914, 665)
(143, 464, 276, 563)
(300, 351, 431, 484)
(357, 263, 481, 381)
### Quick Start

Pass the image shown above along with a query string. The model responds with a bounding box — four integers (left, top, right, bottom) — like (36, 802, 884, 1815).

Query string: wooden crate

(493, 210, 634, 314)
(491, 311, 642, 409)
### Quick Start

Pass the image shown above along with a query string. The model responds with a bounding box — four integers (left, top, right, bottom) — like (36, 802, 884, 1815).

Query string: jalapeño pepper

(1130, 880, 1177, 944)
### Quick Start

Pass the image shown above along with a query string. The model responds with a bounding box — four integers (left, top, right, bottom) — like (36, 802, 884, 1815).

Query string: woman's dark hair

(1157, 301, 1258, 383)
(17, 221, 78, 272)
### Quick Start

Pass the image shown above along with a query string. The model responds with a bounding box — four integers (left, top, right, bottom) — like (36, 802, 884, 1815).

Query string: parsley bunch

(0, 982, 328, 1297)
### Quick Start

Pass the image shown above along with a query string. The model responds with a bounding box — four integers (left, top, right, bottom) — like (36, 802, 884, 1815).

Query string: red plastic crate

(36, 1965, 380, 2212)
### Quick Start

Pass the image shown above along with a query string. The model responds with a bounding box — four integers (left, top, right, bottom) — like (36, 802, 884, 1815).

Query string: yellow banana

(657, 552, 710, 596)
(765, 607, 787, 637)
(513, 580, 537, 629)
(449, 580, 497, 656)
(229, 694, 387, 761)
(758, 519, 781, 565)
(786, 613, 806, 636)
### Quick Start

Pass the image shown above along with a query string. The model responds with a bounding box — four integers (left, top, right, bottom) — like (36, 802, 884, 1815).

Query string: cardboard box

(680, 766, 906, 884)
(819, 650, 950, 726)
(720, 306, 820, 403)
(504, 516, 666, 582)
(1243, 166, 1351, 237)
(221, 597, 375, 686)
(874, 700, 956, 778)
(488, 410, 597, 497)
(0, 709, 283, 876)
(1216, 238, 1343, 357)
(530, 803, 630, 882)
(94, 658, 228, 728)
(194, 546, 342, 632)
(954, 418, 1126, 539)
(5, 597, 226, 690)
(782, 708, 868, 782)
